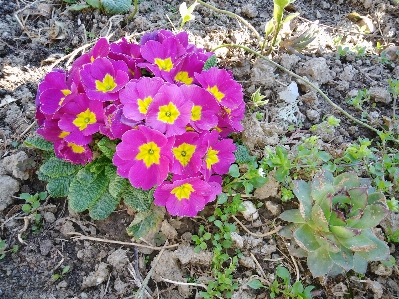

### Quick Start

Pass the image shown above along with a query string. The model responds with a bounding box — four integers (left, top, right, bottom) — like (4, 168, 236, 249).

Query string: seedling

(336, 45, 350, 59)
(20, 191, 47, 234)
(52, 265, 71, 281)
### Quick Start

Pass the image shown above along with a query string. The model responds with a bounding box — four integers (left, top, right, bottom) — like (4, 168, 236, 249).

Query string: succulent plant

(279, 170, 390, 277)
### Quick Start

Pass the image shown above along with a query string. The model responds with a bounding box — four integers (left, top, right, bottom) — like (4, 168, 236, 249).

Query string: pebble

(240, 201, 259, 221)
(44, 212, 56, 223)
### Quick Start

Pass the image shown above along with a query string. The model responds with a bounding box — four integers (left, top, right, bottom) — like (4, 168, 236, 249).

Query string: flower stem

(213, 43, 399, 145)
(125, 0, 138, 24)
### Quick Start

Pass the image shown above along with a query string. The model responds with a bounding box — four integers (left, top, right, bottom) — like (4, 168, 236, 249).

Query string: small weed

(347, 88, 370, 110)
(249, 266, 314, 298)
(386, 228, 399, 243)
(20, 191, 47, 234)
(0, 239, 6, 259)
(52, 265, 71, 281)
(336, 45, 350, 59)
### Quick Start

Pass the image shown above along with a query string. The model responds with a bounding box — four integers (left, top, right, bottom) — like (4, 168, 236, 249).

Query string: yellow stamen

(95, 74, 117, 93)
(173, 143, 196, 166)
(59, 131, 70, 139)
(191, 105, 202, 121)
(73, 108, 97, 131)
(136, 141, 161, 168)
(154, 57, 173, 72)
(174, 71, 193, 85)
(207, 86, 225, 102)
(138, 96, 153, 115)
(205, 147, 219, 169)
(67, 142, 85, 154)
(171, 183, 194, 201)
(157, 102, 180, 124)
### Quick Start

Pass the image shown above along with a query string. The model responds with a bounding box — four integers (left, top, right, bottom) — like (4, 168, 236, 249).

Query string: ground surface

(0, 0, 399, 298)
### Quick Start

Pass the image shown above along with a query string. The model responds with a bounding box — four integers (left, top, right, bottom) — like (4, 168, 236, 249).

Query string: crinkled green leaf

(85, 0, 101, 8)
(69, 171, 109, 212)
(76, 166, 98, 184)
(97, 137, 117, 160)
(126, 206, 165, 239)
(39, 157, 82, 179)
(307, 247, 334, 277)
(89, 190, 120, 220)
(109, 175, 127, 198)
(279, 209, 305, 223)
(203, 55, 217, 70)
(101, 0, 132, 14)
(68, 3, 91, 10)
(123, 184, 153, 212)
(47, 176, 73, 198)
(24, 137, 53, 151)
(294, 224, 320, 252)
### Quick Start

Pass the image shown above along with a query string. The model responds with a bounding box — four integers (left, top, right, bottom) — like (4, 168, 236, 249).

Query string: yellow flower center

(207, 86, 225, 102)
(171, 183, 195, 201)
(90, 56, 95, 62)
(59, 131, 70, 139)
(95, 73, 117, 93)
(59, 89, 71, 105)
(137, 96, 153, 115)
(136, 141, 161, 168)
(205, 146, 219, 169)
(67, 142, 85, 154)
(191, 105, 202, 121)
(174, 71, 193, 85)
(154, 57, 173, 72)
(73, 108, 97, 131)
(157, 102, 180, 124)
(172, 143, 196, 166)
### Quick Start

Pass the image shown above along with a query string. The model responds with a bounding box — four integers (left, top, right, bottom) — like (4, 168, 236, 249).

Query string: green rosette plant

(279, 170, 390, 277)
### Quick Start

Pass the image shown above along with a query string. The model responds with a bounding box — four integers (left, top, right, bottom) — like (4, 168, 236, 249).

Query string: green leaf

(336, 233, 376, 252)
(62, 265, 70, 275)
(122, 184, 153, 212)
(329, 245, 353, 271)
(68, 171, 109, 212)
(76, 166, 98, 184)
(291, 281, 304, 295)
(24, 137, 53, 151)
(203, 55, 217, 70)
(217, 193, 228, 204)
(228, 164, 240, 178)
(101, 0, 132, 14)
(40, 157, 82, 179)
(85, 0, 101, 8)
(68, 3, 91, 10)
(282, 12, 300, 24)
(89, 190, 120, 220)
(355, 229, 390, 262)
(316, 151, 332, 162)
(22, 204, 31, 214)
(126, 206, 164, 239)
(276, 266, 290, 281)
(97, 137, 117, 160)
(248, 279, 264, 290)
(279, 209, 305, 223)
(347, 187, 368, 217)
(330, 226, 360, 239)
(264, 19, 275, 37)
(109, 175, 127, 198)
(294, 224, 320, 252)
(47, 176, 73, 198)
(307, 247, 334, 277)
(347, 204, 388, 229)
(243, 181, 253, 194)
(352, 253, 368, 274)
(310, 170, 334, 205)
(292, 180, 312, 221)
(273, 0, 290, 23)
(311, 204, 329, 232)
(334, 172, 360, 190)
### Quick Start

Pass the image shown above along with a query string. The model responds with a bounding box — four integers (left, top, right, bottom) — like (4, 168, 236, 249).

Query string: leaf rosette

(279, 170, 390, 277)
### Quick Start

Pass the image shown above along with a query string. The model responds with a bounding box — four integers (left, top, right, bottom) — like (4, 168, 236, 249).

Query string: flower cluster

(35, 30, 244, 216)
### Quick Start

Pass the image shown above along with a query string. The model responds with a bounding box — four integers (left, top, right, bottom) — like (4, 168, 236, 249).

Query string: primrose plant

(279, 170, 390, 277)
(30, 30, 245, 238)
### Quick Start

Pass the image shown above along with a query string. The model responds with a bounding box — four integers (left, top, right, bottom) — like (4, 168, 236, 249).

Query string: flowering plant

(30, 30, 244, 235)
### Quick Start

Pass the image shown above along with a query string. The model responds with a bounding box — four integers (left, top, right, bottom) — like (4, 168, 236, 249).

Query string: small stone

(231, 232, 244, 249)
(107, 249, 128, 271)
(0, 175, 20, 212)
(241, 4, 258, 18)
(239, 255, 256, 269)
(2, 151, 30, 180)
(160, 220, 178, 239)
(240, 201, 259, 221)
(113, 277, 128, 295)
(280, 54, 301, 71)
(254, 170, 279, 200)
(173, 245, 213, 266)
(368, 280, 383, 299)
(81, 262, 109, 289)
(56, 280, 68, 289)
(370, 86, 391, 104)
(43, 212, 56, 223)
(306, 109, 320, 122)
(372, 263, 393, 276)
(39, 239, 53, 256)
(265, 201, 281, 216)
(80, 292, 89, 299)
(297, 57, 332, 84)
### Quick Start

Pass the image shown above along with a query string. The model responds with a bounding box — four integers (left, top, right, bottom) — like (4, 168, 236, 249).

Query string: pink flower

(170, 132, 205, 176)
(109, 38, 143, 80)
(120, 77, 165, 121)
(199, 130, 236, 180)
(154, 177, 217, 216)
(171, 54, 204, 85)
(216, 102, 245, 137)
(55, 140, 92, 165)
(100, 103, 137, 139)
(195, 67, 244, 110)
(58, 94, 105, 145)
(80, 57, 129, 102)
(37, 70, 78, 116)
(146, 84, 193, 137)
(180, 84, 219, 132)
(113, 126, 174, 190)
